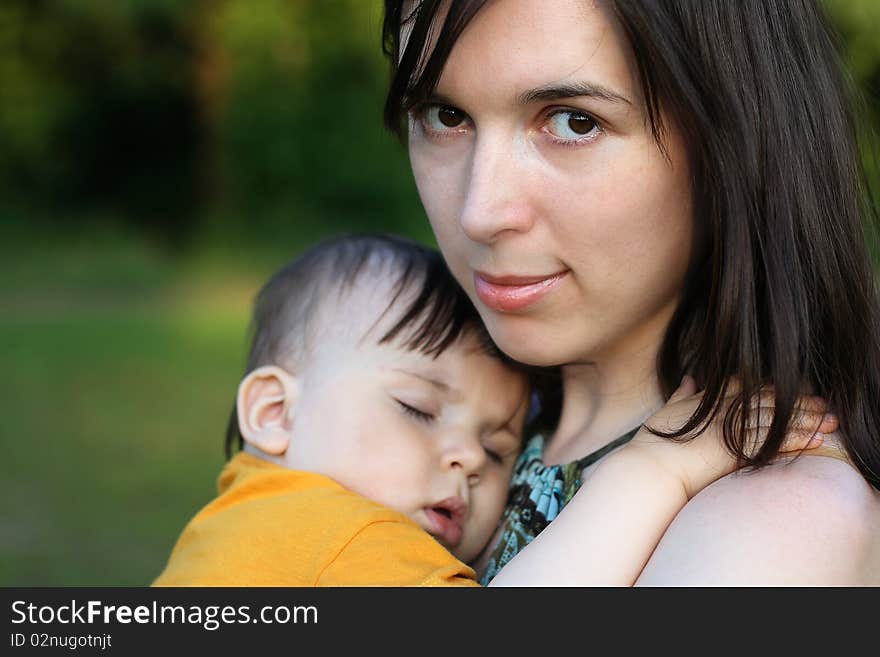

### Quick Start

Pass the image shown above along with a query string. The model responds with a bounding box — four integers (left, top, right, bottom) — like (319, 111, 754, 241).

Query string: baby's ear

(236, 365, 299, 456)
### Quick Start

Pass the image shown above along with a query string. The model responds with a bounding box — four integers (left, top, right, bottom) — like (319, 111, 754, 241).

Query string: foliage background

(1, 0, 877, 584)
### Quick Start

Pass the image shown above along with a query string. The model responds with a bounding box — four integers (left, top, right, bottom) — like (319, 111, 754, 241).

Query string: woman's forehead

(422, 0, 637, 108)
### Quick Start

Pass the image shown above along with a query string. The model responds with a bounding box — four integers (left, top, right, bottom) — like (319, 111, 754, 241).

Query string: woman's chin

(482, 316, 580, 367)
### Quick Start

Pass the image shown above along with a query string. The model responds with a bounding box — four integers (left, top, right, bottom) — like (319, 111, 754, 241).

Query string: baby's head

(228, 234, 531, 563)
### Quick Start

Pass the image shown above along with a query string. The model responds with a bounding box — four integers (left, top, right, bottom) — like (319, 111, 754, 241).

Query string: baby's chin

(449, 536, 486, 566)
(451, 548, 476, 564)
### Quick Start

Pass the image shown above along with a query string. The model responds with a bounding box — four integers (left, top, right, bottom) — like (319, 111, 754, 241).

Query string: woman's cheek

(410, 150, 469, 267)
(410, 148, 446, 222)
(430, 220, 473, 294)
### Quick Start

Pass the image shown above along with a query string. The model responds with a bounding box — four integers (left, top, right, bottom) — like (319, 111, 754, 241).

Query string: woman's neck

(543, 343, 665, 466)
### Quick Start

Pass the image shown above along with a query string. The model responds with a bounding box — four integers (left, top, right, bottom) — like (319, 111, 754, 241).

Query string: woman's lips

(473, 270, 568, 312)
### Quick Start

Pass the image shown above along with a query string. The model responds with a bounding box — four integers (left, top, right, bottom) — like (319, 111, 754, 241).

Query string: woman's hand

(625, 376, 837, 501)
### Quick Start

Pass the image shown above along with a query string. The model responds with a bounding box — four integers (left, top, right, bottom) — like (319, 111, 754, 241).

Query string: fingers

(792, 395, 832, 415)
(721, 385, 837, 458)
(788, 409, 838, 435)
(742, 391, 828, 414)
(721, 382, 829, 416)
(658, 378, 839, 458)
(742, 405, 837, 432)
(744, 426, 825, 458)
(743, 411, 836, 456)
(778, 428, 825, 453)
(729, 389, 834, 428)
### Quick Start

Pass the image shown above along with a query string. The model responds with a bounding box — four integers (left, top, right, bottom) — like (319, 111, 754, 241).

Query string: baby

(154, 234, 532, 586)
(154, 233, 834, 587)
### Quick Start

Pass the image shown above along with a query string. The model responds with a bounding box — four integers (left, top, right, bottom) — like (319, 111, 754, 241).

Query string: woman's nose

(459, 134, 536, 244)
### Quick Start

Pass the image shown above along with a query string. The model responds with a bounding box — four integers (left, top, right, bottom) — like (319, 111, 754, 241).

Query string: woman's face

(407, 0, 694, 367)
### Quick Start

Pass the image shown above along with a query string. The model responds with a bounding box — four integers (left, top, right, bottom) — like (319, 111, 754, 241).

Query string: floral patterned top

(479, 427, 640, 585)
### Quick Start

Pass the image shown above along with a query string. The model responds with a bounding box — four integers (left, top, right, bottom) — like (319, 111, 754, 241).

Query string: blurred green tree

(0, 0, 202, 245)
(205, 0, 425, 248)
(0, 0, 875, 250)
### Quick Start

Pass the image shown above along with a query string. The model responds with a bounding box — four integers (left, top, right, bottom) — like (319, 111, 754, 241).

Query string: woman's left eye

(544, 109, 601, 142)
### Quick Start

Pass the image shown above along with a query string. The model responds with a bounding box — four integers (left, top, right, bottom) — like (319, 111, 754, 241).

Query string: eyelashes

(484, 448, 503, 464)
(423, 104, 469, 131)
(542, 109, 601, 144)
(411, 103, 471, 141)
(395, 399, 509, 465)
(396, 399, 435, 423)
(411, 102, 604, 146)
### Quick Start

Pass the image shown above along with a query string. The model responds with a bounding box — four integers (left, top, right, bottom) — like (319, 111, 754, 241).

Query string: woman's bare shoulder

(635, 452, 880, 585)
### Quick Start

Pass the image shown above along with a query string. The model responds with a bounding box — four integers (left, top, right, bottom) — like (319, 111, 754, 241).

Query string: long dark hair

(383, 0, 880, 489)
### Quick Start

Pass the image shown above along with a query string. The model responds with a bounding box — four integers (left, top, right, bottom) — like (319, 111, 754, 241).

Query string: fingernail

(822, 412, 837, 426)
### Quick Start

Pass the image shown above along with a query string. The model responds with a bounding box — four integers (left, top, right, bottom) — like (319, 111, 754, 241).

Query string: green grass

(0, 221, 440, 585)
(0, 234, 267, 585)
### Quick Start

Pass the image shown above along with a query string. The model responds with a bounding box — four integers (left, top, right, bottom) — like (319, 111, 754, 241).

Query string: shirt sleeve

(316, 519, 480, 587)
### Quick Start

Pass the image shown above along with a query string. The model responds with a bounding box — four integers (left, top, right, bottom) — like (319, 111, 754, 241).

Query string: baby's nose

(442, 435, 487, 476)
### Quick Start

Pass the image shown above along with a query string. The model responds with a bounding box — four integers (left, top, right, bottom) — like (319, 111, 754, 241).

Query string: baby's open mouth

(424, 498, 466, 547)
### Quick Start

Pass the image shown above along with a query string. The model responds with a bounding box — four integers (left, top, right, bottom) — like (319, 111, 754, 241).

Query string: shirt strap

(574, 425, 641, 471)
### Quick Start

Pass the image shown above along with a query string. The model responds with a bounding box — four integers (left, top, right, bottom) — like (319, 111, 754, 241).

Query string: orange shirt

(153, 452, 478, 587)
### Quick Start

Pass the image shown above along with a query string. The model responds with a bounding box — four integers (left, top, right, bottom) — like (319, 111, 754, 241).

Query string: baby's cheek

(485, 474, 513, 517)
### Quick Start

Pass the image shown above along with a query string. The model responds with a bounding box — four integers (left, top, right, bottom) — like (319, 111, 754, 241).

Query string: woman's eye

(417, 104, 470, 135)
(544, 109, 600, 141)
(396, 400, 435, 424)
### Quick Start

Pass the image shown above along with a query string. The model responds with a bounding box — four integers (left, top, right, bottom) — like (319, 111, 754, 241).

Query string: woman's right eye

(414, 104, 470, 138)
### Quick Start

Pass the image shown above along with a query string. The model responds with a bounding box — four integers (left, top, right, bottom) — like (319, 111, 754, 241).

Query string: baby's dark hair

(224, 232, 509, 458)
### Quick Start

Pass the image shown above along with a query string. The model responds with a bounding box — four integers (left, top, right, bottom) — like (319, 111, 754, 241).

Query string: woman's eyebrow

(419, 91, 456, 107)
(421, 81, 631, 109)
(517, 81, 632, 106)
